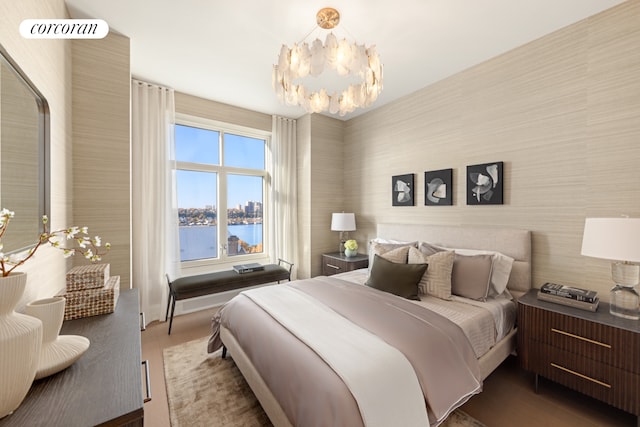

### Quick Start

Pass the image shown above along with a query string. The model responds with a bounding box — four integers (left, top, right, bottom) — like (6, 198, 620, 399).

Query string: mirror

(0, 44, 49, 254)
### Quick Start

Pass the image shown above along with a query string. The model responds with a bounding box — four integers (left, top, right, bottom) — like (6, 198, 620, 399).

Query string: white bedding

(242, 284, 430, 427)
(332, 268, 517, 358)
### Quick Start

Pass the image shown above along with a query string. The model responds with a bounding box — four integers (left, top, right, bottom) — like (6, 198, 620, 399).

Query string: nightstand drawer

(323, 258, 349, 275)
(519, 303, 639, 373)
(527, 341, 640, 415)
(321, 253, 369, 276)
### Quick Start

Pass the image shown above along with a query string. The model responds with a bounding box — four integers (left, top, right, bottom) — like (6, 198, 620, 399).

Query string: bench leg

(222, 345, 227, 359)
(165, 293, 172, 322)
(167, 296, 177, 335)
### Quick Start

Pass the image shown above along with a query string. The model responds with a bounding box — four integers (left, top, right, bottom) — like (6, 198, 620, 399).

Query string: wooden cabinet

(0, 289, 145, 427)
(518, 289, 640, 423)
(322, 252, 369, 276)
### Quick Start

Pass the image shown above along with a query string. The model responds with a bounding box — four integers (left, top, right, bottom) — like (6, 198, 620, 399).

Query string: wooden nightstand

(322, 252, 369, 276)
(518, 289, 640, 424)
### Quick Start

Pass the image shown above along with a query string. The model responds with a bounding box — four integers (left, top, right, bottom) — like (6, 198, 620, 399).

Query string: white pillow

(367, 240, 417, 270)
(369, 237, 412, 245)
(418, 242, 514, 297)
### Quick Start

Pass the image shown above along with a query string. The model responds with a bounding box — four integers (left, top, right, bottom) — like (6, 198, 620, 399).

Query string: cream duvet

(208, 276, 482, 427)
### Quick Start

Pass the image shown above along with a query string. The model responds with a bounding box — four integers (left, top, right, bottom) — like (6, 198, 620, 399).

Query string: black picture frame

(424, 169, 453, 206)
(466, 161, 503, 205)
(392, 174, 414, 206)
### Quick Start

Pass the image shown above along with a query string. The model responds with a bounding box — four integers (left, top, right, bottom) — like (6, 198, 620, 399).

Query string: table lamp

(581, 217, 640, 320)
(331, 213, 356, 255)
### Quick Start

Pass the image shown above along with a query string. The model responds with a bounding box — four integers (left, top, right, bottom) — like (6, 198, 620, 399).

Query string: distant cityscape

(178, 201, 263, 227)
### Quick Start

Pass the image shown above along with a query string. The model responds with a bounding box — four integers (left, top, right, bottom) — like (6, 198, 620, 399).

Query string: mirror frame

(0, 43, 50, 253)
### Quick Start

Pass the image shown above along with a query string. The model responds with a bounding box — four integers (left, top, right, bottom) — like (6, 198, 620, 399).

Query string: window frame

(175, 113, 271, 270)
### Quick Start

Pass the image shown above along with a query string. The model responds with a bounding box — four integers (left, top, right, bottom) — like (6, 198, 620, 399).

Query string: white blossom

(0, 207, 110, 276)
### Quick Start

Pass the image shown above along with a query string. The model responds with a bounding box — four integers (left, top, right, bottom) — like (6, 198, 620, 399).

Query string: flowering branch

(0, 209, 111, 277)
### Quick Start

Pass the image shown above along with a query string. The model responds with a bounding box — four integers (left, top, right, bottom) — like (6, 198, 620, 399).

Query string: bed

(208, 223, 531, 427)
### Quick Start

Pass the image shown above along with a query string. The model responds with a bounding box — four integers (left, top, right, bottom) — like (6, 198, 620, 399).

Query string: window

(175, 115, 269, 266)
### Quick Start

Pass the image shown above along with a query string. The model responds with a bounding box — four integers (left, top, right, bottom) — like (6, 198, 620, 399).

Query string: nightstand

(518, 289, 640, 424)
(322, 252, 369, 276)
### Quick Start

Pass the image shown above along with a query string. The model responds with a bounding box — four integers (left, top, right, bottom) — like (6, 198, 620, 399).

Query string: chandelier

(272, 7, 383, 116)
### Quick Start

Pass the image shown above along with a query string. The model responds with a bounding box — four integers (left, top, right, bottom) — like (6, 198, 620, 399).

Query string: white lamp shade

(331, 213, 356, 232)
(581, 218, 640, 263)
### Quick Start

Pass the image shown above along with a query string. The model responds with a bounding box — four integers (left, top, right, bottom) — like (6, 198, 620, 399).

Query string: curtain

(269, 116, 298, 279)
(131, 79, 178, 325)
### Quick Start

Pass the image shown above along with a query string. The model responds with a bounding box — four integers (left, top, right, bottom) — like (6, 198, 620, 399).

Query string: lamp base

(609, 284, 640, 320)
(338, 231, 349, 255)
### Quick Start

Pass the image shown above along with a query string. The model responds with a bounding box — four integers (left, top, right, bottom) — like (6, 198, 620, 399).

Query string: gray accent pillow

(418, 242, 513, 297)
(365, 254, 427, 300)
(450, 253, 493, 301)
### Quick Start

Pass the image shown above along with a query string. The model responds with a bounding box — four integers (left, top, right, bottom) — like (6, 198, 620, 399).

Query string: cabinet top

(323, 252, 369, 262)
(0, 289, 144, 426)
(519, 289, 640, 334)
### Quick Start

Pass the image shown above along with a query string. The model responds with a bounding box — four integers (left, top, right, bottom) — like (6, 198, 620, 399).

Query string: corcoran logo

(20, 19, 109, 39)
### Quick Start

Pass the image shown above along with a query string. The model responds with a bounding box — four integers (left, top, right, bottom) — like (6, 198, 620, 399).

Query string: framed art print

(467, 161, 503, 205)
(392, 174, 414, 206)
(424, 169, 453, 206)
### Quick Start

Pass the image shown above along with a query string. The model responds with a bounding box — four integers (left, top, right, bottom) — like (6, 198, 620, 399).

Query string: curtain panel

(269, 116, 298, 279)
(131, 79, 178, 325)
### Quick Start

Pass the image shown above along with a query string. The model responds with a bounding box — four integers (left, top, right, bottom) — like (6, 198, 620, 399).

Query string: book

(232, 263, 265, 274)
(537, 291, 599, 312)
(540, 282, 598, 303)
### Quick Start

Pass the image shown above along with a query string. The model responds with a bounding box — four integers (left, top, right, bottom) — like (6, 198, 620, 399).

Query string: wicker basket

(65, 263, 110, 292)
(59, 275, 120, 320)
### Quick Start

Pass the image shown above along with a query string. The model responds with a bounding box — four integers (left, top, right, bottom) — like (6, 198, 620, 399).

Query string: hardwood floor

(141, 309, 636, 427)
(141, 308, 214, 427)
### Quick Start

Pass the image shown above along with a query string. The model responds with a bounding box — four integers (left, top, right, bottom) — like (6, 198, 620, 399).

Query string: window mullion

(218, 131, 227, 260)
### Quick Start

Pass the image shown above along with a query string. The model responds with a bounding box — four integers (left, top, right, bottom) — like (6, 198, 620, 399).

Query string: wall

(296, 114, 346, 278)
(0, 0, 73, 306)
(72, 33, 131, 288)
(297, 114, 345, 278)
(175, 92, 272, 132)
(343, 1, 640, 301)
(1, 1, 132, 301)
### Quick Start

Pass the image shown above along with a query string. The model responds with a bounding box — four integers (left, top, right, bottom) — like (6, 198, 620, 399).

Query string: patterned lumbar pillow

(408, 247, 454, 300)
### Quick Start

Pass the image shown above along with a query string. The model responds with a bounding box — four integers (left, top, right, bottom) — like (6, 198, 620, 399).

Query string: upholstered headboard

(376, 223, 532, 299)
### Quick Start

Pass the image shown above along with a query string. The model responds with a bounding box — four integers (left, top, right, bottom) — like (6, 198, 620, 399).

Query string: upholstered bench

(165, 259, 293, 334)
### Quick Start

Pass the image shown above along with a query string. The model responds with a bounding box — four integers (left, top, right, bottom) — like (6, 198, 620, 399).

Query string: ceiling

(65, 0, 624, 121)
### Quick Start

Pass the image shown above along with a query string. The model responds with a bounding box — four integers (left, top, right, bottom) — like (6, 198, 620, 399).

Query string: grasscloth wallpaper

(340, 1, 640, 300)
(72, 33, 131, 288)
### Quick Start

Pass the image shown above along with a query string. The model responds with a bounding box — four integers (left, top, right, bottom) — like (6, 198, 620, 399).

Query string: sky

(175, 124, 264, 209)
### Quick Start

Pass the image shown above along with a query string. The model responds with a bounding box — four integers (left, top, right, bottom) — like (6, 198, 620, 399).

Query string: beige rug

(163, 336, 485, 427)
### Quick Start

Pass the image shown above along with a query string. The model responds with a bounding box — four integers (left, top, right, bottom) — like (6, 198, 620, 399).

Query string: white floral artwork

(392, 174, 414, 206)
(467, 162, 503, 205)
(424, 169, 453, 206)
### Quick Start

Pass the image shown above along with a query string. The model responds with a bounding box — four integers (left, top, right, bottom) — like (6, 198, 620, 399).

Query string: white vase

(344, 248, 358, 257)
(24, 296, 90, 380)
(0, 272, 42, 419)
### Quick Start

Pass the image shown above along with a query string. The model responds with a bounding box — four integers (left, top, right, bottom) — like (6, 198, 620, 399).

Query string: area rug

(163, 336, 486, 427)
